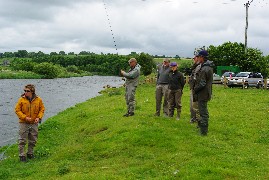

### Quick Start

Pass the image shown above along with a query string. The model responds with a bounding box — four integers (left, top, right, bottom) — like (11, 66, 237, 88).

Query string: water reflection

(0, 76, 123, 147)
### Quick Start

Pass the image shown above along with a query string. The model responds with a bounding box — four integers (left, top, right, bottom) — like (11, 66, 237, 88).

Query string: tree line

(1, 41, 269, 78)
(2, 52, 155, 79)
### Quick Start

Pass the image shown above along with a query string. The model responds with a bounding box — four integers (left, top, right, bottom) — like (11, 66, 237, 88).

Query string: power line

(102, 0, 118, 54)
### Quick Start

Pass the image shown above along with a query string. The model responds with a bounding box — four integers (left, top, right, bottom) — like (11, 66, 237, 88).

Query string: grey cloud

(0, 0, 268, 56)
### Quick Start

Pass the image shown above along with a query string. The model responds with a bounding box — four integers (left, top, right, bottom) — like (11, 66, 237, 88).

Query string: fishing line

(102, 0, 118, 54)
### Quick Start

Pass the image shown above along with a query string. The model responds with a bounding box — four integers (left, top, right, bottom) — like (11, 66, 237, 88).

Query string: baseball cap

(170, 62, 177, 67)
(197, 50, 208, 57)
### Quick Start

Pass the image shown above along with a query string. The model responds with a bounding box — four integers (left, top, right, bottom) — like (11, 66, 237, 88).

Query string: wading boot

(123, 112, 130, 117)
(200, 126, 208, 136)
(190, 117, 197, 123)
(196, 121, 201, 129)
(27, 153, 34, 159)
(19, 156, 26, 162)
(176, 111, 181, 120)
(123, 112, 134, 117)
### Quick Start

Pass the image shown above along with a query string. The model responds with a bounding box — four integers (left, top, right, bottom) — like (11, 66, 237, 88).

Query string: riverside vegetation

(0, 53, 155, 79)
(0, 78, 268, 179)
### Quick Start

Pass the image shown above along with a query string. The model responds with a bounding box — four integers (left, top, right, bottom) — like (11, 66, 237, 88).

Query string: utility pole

(244, 0, 253, 53)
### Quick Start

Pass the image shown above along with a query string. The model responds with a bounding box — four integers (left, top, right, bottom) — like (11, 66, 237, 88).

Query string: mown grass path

(0, 82, 268, 179)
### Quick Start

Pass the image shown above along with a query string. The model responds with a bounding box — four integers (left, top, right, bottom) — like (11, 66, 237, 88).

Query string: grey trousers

(190, 90, 200, 120)
(155, 84, 169, 116)
(18, 123, 38, 157)
(125, 85, 137, 113)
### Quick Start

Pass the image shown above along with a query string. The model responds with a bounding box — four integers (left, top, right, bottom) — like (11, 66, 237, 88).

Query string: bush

(137, 53, 155, 76)
(33, 62, 60, 79)
(10, 58, 37, 71)
(66, 65, 79, 73)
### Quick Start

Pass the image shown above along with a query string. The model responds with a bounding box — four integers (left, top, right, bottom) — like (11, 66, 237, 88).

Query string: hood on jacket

(202, 60, 214, 68)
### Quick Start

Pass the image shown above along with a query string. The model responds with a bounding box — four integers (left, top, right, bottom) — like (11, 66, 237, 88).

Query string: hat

(170, 62, 177, 67)
(197, 50, 208, 57)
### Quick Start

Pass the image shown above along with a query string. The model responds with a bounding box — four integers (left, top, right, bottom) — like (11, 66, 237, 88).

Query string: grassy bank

(0, 68, 92, 79)
(0, 82, 268, 179)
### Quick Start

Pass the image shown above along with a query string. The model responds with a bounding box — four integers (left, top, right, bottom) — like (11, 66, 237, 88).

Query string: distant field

(154, 57, 192, 64)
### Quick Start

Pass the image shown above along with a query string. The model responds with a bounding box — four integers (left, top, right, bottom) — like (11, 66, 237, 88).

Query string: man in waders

(121, 58, 141, 117)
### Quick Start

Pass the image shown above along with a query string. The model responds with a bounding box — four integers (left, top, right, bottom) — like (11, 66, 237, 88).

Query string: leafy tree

(33, 62, 60, 79)
(28, 52, 37, 58)
(50, 52, 58, 56)
(207, 42, 268, 76)
(3, 52, 14, 58)
(174, 55, 181, 59)
(10, 58, 36, 71)
(79, 51, 89, 55)
(59, 51, 66, 55)
(178, 61, 193, 75)
(66, 65, 79, 73)
(137, 52, 154, 76)
(36, 51, 46, 57)
(16, 50, 28, 58)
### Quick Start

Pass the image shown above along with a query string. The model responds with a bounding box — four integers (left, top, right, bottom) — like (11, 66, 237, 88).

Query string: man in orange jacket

(15, 84, 45, 162)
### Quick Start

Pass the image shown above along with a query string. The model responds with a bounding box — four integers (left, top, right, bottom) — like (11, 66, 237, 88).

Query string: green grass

(0, 69, 42, 79)
(154, 58, 192, 64)
(0, 68, 92, 79)
(0, 82, 268, 179)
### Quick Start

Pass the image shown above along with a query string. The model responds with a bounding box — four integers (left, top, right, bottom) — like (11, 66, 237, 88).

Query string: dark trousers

(168, 89, 183, 118)
(198, 100, 209, 135)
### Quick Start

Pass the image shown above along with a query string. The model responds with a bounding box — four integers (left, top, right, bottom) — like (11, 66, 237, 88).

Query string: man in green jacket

(193, 50, 214, 136)
(121, 58, 141, 117)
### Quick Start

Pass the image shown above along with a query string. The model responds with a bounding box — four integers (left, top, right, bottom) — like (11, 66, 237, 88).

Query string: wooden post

(244, 0, 253, 53)
(264, 78, 268, 89)
(223, 77, 228, 88)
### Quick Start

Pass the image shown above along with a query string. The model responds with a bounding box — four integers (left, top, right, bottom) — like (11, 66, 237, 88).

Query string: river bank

(0, 76, 123, 147)
(0, 84, 268, 179)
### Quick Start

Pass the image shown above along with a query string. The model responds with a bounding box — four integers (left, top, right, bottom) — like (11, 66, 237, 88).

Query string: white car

(227, 72, 264, 88)
(213, 73, 222, 84)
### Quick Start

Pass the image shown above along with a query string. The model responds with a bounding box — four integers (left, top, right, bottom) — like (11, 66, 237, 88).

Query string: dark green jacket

(168, 70, 185, 91)
(194, 60, 214, 101)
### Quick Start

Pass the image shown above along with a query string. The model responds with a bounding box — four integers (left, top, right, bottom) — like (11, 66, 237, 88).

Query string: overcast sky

(0, 0, 268, 57)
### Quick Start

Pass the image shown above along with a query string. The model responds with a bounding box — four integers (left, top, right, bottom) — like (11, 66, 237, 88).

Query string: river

(0, 76, 124, 147)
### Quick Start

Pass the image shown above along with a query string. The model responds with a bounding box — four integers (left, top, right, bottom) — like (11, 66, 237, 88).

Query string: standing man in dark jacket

(193, 50, 214, 135)
(167, 62, 185, 120)
(189, 55, 201, 123)
(121, 58, 141, 117)
(155, 58, 170, 116)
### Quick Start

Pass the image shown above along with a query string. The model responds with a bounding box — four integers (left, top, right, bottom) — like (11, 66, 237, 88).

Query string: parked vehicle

(213, 73, 222, 84)
(227, 72, 264, 88)
(221, 72, 236, 83)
